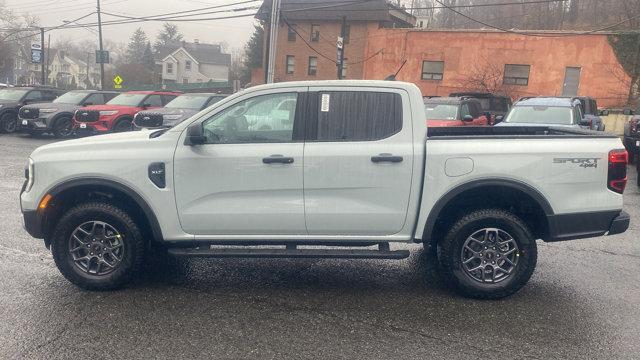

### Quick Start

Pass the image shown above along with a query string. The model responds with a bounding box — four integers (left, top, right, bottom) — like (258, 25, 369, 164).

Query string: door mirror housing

(184, 122, 206, 146)
(579, 118, 592, 127)
(494, 115, 504, 124)
(598, 109, 609, 116)
(462, 115, 474, 122)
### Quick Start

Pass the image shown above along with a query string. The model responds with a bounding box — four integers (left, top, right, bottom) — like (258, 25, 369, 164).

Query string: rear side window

(310, 91, 402, 141)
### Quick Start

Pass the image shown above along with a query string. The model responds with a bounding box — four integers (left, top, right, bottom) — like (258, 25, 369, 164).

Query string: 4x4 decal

(553, 157, 600, 168)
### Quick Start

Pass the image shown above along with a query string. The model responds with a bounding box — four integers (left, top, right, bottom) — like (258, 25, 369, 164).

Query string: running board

(167, 243, 410, 260)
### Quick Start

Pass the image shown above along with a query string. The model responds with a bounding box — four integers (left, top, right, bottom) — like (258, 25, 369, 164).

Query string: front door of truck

(173, 88, 307, 236)
(303, 88, 414, 236)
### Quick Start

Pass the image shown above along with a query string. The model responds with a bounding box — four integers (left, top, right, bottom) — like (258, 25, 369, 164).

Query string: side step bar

(168, 243, 410, 260)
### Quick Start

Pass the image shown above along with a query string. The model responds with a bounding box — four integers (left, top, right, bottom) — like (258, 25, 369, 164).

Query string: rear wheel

(0, 113, 17, 133)
(50, 202, 146, 290)
(52, 116, 74, 138)
(437, 208, 537, 299)
(113, 117, 133, 133)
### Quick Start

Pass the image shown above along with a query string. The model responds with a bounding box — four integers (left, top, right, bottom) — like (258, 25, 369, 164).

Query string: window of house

(310, 24, 320, 42)
(341, 58, 348, 78)
(504, 64, 530, 86)
(286, 55, 295, 74)
(288, 24, 296, 41)
(34, 64, 39, 71)
(309, 92, 402, 142)
(308, 57, 318, 76)
(167, 63, 173, 74)
(183, 78, 189, 84)
(202, 93, 299, 144)
(185, 60, 192, 71)
(421, 61, 444, 80)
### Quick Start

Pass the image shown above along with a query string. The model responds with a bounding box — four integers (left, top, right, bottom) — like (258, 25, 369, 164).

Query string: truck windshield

(504, 106, 573, 125)
(165, 95, 209, 110)
(53, 91, 89, 104)
(424, 103, 458, 120)
(107, 93, 147, 106)
(0, 89, 28, 101)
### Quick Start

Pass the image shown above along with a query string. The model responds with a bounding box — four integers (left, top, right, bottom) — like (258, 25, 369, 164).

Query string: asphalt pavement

(0, 133, 638, 359)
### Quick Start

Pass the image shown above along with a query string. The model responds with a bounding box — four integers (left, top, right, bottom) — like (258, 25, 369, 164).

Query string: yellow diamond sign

(113, 75, 123, 89)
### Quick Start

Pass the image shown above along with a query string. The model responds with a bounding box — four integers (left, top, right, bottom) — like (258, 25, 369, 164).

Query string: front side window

(504, 64, 530, 86)
(25, 91, 42, 101)
(286, 55, 295, 74)
(422, 61, 444, 80)
(144, 95, 163, 107)
(202, 93, 298, 144)
(311, 92, 402, 142)
(84, 93, 105, 105)
(460, 103, 471, 118)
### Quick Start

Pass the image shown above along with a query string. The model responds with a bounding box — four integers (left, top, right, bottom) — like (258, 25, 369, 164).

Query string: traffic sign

(113, 74, 123, 89)
(95, 50, 110, 64)
(337, 36, 344, 50)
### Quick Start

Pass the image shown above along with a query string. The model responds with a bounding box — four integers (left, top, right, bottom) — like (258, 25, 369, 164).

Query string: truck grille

(134, 112, 164, 128)
(19, 107, 39, 119)
(75, 109, 99, 123)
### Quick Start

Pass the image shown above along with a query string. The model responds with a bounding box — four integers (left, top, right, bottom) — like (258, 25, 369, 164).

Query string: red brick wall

(363, 28, 631, 107)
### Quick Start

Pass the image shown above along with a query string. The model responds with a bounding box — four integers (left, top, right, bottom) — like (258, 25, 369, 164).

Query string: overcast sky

(4, 0, 258, 51)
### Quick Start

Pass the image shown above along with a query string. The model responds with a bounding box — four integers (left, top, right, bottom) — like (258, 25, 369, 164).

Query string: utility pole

(266, 0, 281, 83)
(40, 28, 45, 85)
(337, 16, 347, 80)
(97, 0, 105, 90)
(86, 52, 90, 89)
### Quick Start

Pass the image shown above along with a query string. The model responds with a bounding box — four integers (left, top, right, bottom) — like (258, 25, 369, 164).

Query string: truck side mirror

(184, 122, 206, 146)
(579, 118, 592, 127)
(462, 115, 474, 122)
(494, 115, 504, 124)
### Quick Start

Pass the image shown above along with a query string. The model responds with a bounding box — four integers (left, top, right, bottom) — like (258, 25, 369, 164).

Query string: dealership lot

(1, 133, 639, 359)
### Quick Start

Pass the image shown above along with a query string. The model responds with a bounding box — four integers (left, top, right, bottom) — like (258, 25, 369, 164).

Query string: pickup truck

(20, 81, 630, 299)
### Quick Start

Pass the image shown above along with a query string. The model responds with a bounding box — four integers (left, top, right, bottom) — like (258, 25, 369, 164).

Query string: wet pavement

(0, 133, 638, 359)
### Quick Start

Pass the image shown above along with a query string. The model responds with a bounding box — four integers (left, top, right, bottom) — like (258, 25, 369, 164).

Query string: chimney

(194, 39, 199, 44)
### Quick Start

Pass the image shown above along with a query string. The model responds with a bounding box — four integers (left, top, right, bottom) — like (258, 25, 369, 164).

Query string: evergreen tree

(126, 28, 149, 64)
(154, 23, 183, 53)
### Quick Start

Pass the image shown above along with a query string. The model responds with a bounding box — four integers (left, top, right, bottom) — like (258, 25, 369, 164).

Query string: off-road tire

(437, 208, 537, 300)
(51, 202, 146, 290)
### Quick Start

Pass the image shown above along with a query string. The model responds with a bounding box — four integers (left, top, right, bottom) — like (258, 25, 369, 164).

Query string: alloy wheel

(460, 228, 519, 283)
(68, 221, 124, 276)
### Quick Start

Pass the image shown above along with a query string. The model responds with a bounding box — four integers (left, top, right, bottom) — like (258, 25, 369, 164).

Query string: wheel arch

(50, 112, 74, 129)
(41, 177, 163, 247)
(422, 178, 553, 247)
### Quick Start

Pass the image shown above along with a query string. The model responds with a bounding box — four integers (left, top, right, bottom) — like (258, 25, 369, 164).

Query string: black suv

(0, 87, 64, 133)
(449, 92, 512, 119)
(19, 90, 119, 138)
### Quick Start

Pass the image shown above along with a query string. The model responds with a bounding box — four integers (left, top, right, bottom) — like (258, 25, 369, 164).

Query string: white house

(48, 50, 102, 89)
(160, 41, 230, 84)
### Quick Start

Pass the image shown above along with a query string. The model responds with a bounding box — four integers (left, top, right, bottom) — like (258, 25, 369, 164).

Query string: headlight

(164, 114, 182, 120)
(24, 158, 34, 192)
(99, 110, 118, 116)
(39, 108, 58, 113)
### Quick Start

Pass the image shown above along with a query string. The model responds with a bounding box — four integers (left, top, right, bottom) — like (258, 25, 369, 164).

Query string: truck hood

(31, 129, 156, 158)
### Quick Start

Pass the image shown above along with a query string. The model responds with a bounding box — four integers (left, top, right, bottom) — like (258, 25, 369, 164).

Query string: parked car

(448, 92, 512, 119)
(622, 107, 640, 162)
(73, 90, 180, 136)
(423, 96, 489, 127)
(19, 90, 119, 138)
(134, 93, 227, 130)
(21, 80, 629, 299)
(0, 86, 63, 133)
(574, 96, 607, 131)
(496, 97, 590, 129)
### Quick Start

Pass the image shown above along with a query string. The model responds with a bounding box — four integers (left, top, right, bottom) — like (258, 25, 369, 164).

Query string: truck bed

(427, 126, 619, 139)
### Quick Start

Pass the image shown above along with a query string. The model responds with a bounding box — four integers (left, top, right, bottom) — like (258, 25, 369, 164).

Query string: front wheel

(0, 113, 17, 133)
(51, 202, 146, 290)
(437, 209, 537, 299)
(113, 117, 133, 133)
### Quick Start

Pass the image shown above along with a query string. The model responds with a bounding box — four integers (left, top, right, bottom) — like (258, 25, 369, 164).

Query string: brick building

(253, 0, 415, 83)
(253, 1, 631, 107)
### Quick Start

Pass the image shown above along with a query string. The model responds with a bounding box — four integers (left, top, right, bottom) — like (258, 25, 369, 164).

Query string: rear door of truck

(303, 87, 415, 236)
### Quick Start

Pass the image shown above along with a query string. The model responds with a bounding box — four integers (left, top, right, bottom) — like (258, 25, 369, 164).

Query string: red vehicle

(423, 96, 490, 127)
(74, 91, 180, 135)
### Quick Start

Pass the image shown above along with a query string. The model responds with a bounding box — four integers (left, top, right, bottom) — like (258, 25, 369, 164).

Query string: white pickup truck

(20, 81, 630, 299)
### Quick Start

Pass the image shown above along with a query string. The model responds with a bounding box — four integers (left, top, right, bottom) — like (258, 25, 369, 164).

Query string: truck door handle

(371, 154, 403, 163)
(263, 155, 294, 164)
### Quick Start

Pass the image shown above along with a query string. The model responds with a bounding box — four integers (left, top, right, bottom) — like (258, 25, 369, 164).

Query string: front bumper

(19, 118, 48, 132)
(23, 210, 44, 239)
(74, 122, 109, 136)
